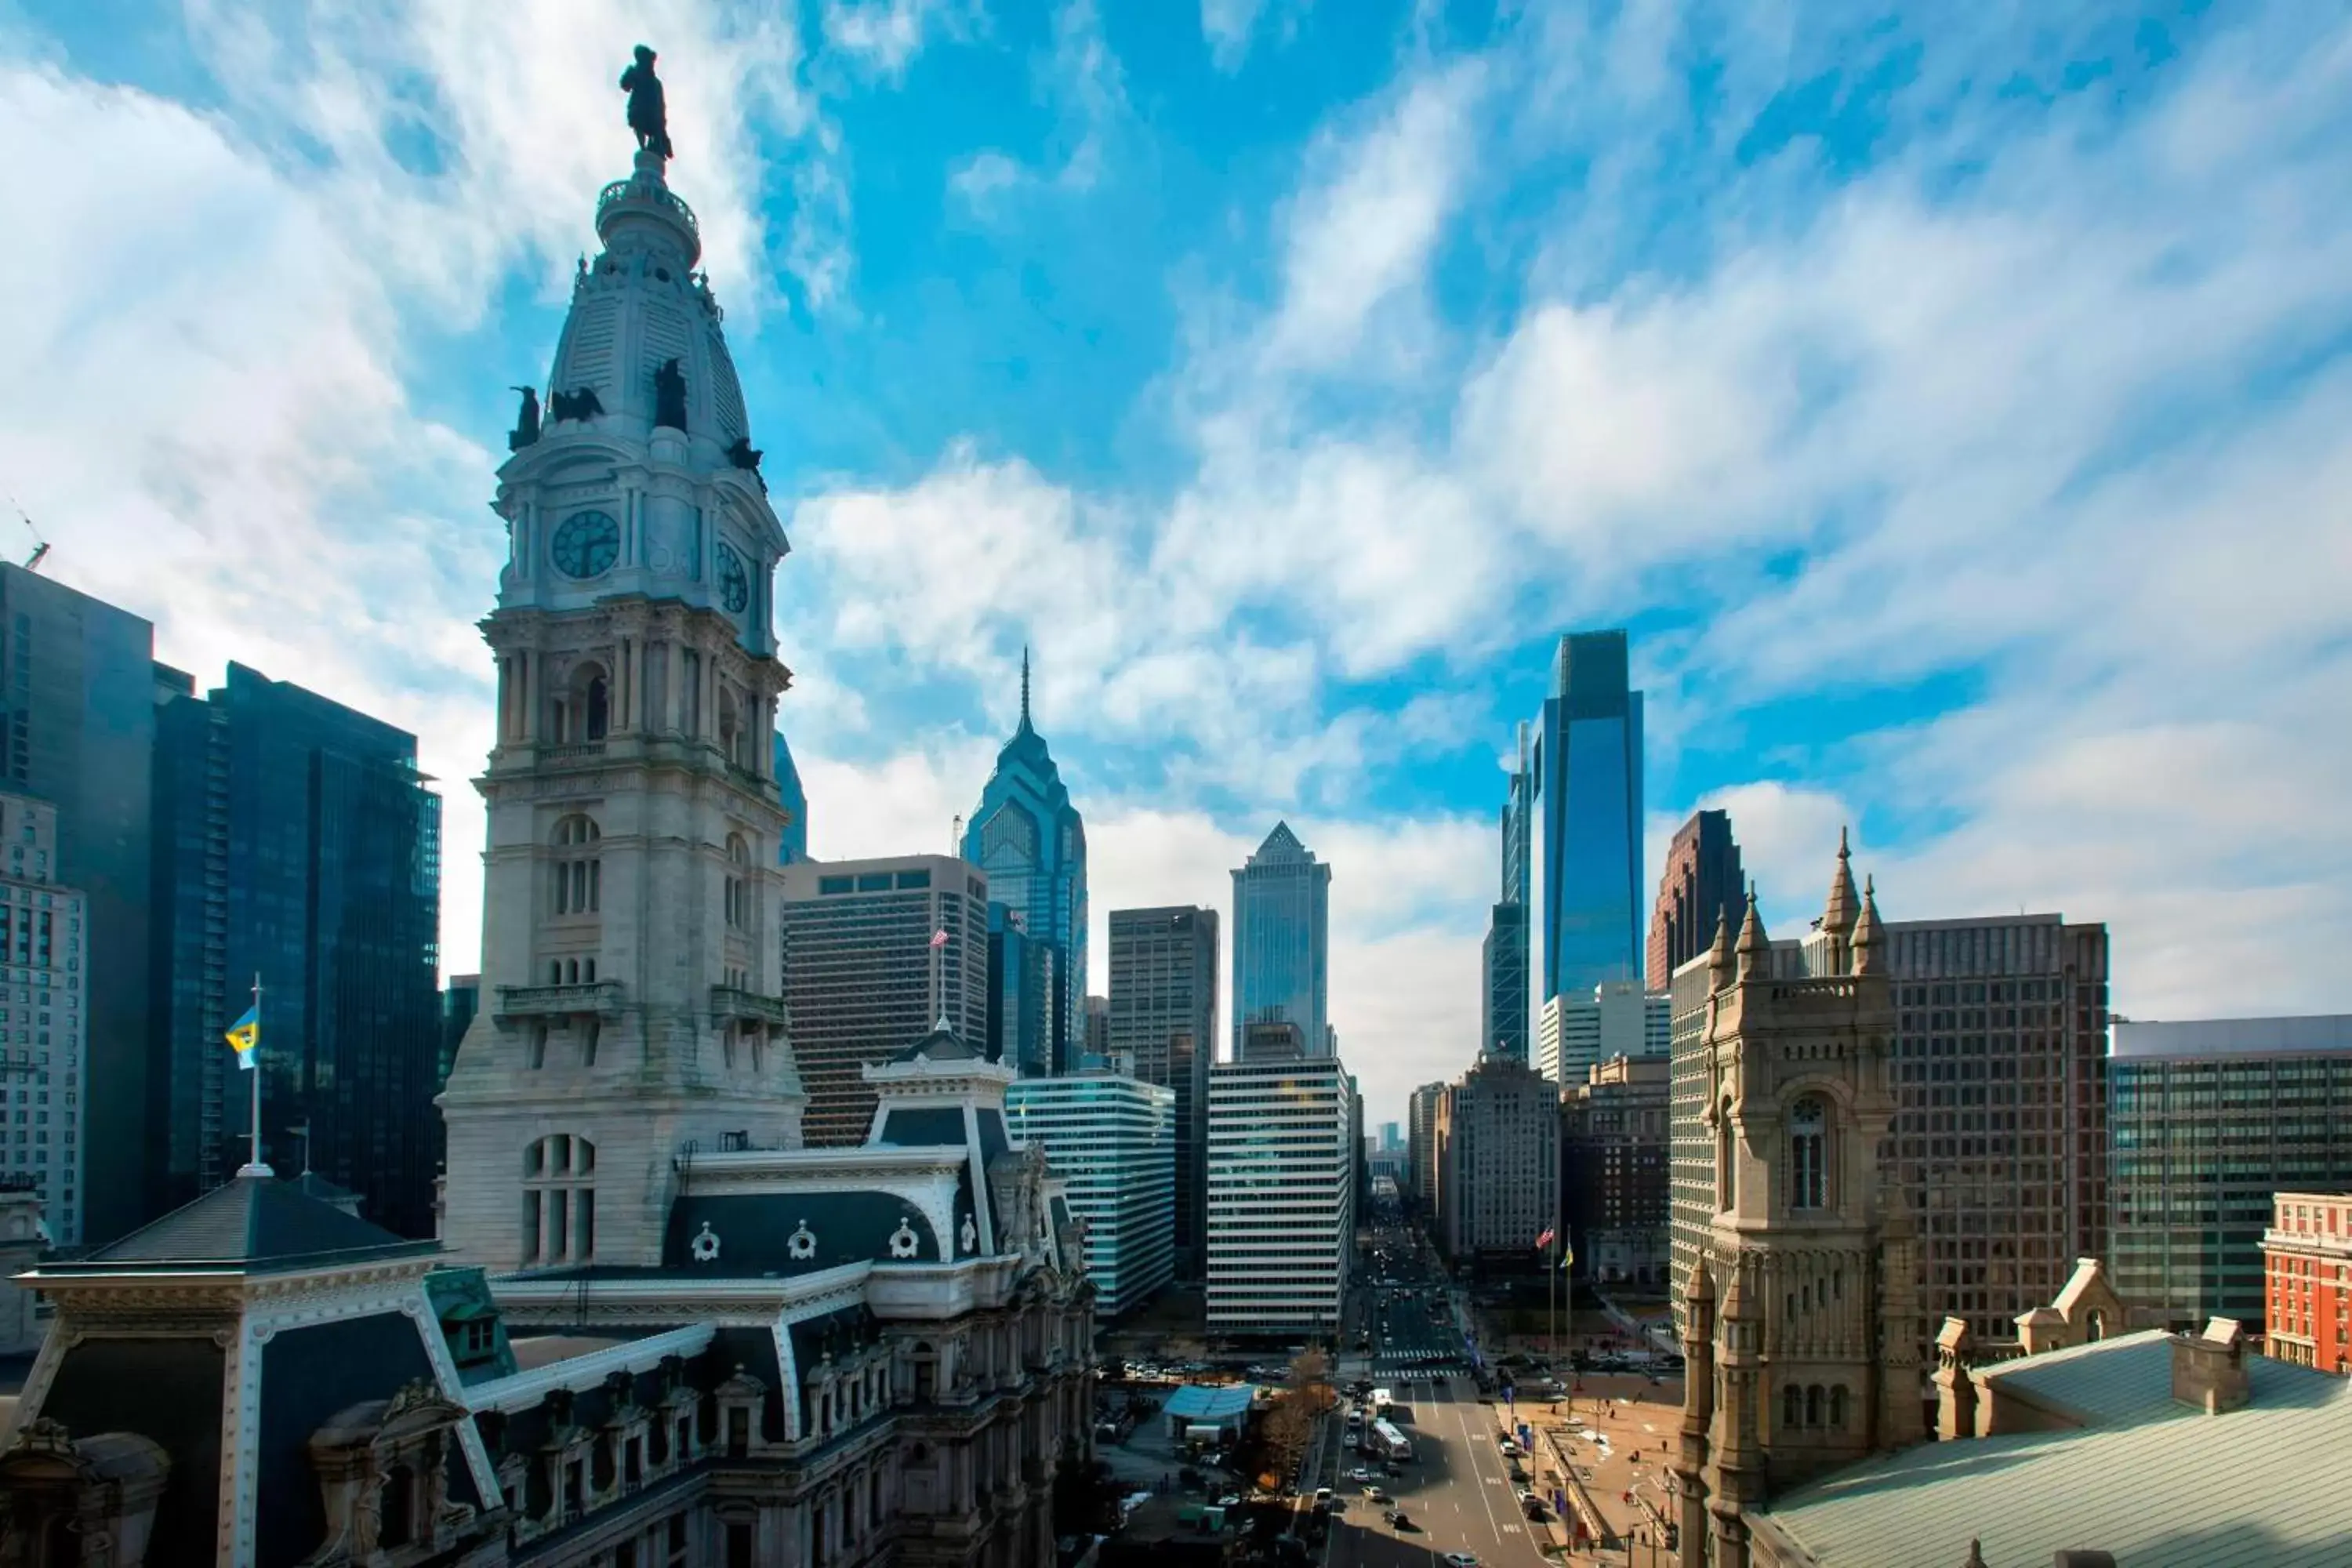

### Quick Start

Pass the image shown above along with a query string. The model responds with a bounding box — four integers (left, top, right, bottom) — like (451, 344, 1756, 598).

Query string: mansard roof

(60, 1172, 434, 1275)
(892, 1018, 987, 1064)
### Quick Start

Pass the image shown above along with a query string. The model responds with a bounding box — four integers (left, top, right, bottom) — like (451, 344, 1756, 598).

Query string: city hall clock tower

(439, 133, 804, 1270)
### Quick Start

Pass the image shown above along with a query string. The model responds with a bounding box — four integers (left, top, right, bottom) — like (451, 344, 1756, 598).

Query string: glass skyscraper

(0, 564, 158, 1243)
(1231, 821, 1330, 1058)
(962, 652, 1086, 1073)
(1483, 722, 1534, 1060)
(150, 663, 443, 1234)
(1526, 630, 1644, 1020)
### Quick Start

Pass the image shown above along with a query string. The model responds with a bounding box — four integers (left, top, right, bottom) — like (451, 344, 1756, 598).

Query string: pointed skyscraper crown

(1821, 824, 1859, 938)
(1734, 885, 1769, 976)
(1851, 873, 1886, 976)
(1250, 821, 1315, 866)
(1018, 645, 1033, 732)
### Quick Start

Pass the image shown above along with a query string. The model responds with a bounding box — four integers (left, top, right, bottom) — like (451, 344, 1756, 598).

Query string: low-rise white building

(1537, 978, 1668, 1089)
(1007, 1068, 1176, 1317)
(1206, 1055, 1355, 1335)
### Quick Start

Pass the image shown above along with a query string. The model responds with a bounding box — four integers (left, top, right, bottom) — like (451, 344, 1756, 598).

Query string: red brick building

(2263, 1191, 2352, 1374)
(1645, 809, 1741, 993)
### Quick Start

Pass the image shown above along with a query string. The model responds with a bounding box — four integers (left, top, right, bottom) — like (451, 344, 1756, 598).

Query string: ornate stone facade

(1674, 838, 1924, 1568)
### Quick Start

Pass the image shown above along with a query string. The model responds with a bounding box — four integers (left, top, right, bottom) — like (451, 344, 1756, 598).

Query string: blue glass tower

(774, 729, 808, 864)
(1526, 630, 1643, 1018)
(963, 651, 1086, 1073)
(1231, 821, 1331, 1058)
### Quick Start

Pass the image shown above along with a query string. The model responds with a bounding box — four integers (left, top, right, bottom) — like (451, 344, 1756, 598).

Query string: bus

(1371, 1388, 1395, 1415)
(1371, 1418, 1412, 1462)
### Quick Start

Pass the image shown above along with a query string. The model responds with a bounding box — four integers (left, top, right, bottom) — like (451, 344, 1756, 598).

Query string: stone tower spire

(1733, 885, 1770, 978)
(1706, 906, 1733, 991)
(1820, 826, 1859, 970)
(1851, 873, 1886, 976)
(439, 67, 801, 1271)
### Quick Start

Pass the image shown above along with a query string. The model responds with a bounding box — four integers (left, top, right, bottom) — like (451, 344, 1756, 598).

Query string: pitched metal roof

(1757, 1334, 2352, 1566)
(57, 1174, 433, 1273)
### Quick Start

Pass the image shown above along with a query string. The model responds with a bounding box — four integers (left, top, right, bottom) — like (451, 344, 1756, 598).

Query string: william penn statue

(620, 45, 673, 160)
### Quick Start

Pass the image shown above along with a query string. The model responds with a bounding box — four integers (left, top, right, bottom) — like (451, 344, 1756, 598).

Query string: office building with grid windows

(1007, 1069, 1176, 1316)
(778, 854, 990, 1147)
(0, 793, 84, 1243)
(2110, 1014, 2352, 1333)
(1876, 911, 2111, 1344)
(1107, 905, 1218, 1277)
(1206, 1054, 1355, 1334)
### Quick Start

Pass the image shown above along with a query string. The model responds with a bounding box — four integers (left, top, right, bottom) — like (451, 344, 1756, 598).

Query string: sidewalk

(1500, 1372, 1684, 1561)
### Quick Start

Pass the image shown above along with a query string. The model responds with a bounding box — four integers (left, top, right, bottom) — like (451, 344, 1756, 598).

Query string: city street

(1316, 1373, 1551, 1568)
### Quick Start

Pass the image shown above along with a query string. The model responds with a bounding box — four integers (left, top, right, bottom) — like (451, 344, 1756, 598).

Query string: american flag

(929, 928, 949, 949)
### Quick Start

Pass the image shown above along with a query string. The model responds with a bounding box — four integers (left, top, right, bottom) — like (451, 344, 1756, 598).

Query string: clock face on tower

(716, 543, 750, 615)
(551, 510, 620, 579)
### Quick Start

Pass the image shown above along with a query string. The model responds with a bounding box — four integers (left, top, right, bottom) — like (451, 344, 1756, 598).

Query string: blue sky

(4, 0, 2350, 1123)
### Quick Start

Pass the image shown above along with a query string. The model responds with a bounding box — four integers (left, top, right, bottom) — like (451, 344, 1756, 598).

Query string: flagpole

(238, 973, 268, 1178)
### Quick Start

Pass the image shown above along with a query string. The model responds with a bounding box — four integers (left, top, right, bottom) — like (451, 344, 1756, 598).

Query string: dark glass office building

(0, 564, 159, 1242)
(151, 664, 442, 1234)
(2110, 1014, 2352, 1333)
(1526, 630, 1644, 1017)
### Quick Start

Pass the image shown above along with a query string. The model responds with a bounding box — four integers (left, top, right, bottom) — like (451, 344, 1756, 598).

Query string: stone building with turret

(1674, 837, 1923, 1568)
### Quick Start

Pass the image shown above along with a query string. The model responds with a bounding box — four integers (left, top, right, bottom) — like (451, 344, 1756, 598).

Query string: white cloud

(1199, 0, 1312, 74)
(946, 0, 1124, 217)
(822, 0, 971, 81)
(1261, 60, 1483, 375)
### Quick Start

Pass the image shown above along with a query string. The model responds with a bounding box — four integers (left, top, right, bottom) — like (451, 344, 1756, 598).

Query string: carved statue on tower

(619, 45, 673, 161)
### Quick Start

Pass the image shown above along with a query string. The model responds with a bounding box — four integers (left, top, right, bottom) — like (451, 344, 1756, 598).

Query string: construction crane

(7, 498, 45, 572)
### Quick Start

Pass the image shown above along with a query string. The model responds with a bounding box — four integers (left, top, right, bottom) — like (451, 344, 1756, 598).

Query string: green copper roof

(1755, 1332, 2352, 1566)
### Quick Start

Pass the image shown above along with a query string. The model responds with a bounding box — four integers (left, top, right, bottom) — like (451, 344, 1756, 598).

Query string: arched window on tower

(549, 661, 612, 743)
(1782, 1384, 1802, 1429)
(521, 1134, 597, 1266)
(1789, 1097, 1828, 1210)
(553, 815, 602, 917)
(724, 833, 750, 931)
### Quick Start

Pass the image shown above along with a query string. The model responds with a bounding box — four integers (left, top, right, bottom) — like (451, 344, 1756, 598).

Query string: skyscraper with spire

(964, 649, 1087, 1073)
